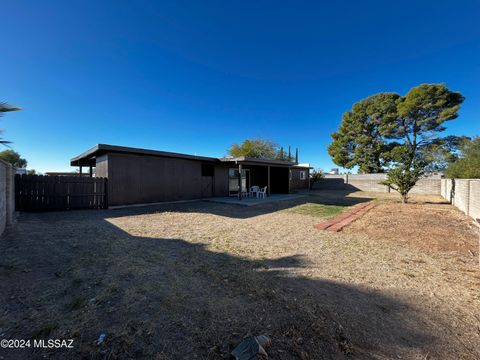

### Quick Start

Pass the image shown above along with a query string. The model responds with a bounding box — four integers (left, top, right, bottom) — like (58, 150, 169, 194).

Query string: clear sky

(2, 0, 480, 173)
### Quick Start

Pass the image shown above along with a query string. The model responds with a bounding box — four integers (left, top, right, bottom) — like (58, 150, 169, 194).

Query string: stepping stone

(314, 202, 375, 232)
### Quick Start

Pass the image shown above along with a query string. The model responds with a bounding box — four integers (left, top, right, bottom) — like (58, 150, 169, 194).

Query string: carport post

(288, 169, 292, 194)
(238, 163, 242, 200)
(267, 166, 271, 196)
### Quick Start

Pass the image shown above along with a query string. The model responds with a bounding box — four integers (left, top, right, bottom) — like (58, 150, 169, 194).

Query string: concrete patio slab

(204, 194, 307, 206)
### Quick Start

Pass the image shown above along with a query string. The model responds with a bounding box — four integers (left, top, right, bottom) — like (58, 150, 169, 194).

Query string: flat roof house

(71, 144, 310, 206)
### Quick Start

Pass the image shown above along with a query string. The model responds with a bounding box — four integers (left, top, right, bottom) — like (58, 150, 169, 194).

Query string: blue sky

(2, 0, 480, 173)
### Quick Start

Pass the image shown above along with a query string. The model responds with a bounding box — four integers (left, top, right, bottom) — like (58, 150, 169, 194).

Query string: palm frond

(0, 102, 22, 116)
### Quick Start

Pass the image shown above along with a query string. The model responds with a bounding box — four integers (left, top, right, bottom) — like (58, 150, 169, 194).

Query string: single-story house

(71, 144, 310, 206)
(45, 171, 89, 177)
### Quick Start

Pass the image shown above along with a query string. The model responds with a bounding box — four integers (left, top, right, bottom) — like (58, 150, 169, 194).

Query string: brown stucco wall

(213, 165, 229, 197)
(103, 152, 221, 206)
(94, 152, 298, 206)
(95, 154, 108, 178)
(290, 167, 309, 191)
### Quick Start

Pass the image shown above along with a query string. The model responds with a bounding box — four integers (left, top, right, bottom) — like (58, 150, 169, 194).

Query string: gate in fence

(15, 174, 108, 211)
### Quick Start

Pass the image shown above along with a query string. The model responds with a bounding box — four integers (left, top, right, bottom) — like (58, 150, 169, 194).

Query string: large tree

(329, 84, 465, 202)
(421, 135, 470, 173)
(383, 84, 464, 202)
(0, 149, 27, 168)
(228, 139, 278, 159)
(328, 93, 400, 173)
(389, 84, 464, 166)
(444, 137, 480, 178)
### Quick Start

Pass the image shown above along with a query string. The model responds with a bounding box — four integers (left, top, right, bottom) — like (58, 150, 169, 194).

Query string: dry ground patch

(0, 192, 479, 359)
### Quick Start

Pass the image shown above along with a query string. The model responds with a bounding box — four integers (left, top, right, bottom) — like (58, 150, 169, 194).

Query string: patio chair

(250, 185, 259, 198)
(258, 186, 267, 199)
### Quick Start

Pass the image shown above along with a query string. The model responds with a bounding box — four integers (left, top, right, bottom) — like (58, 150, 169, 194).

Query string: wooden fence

(15, 175, 107, 211)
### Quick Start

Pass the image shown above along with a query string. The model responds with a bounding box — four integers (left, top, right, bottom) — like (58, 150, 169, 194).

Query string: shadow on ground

(0, 206, 447, 360)
(104, 191, 373, 220)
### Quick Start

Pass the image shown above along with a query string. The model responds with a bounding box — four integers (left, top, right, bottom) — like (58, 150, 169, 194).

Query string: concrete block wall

(469, 180, 480, 221)
(441, 178, 480, 221)
(0, 159, 15, 236)
(313, 174, 349, 190)
(314, 174, 441, 195)
(410, 179, 442, 195)
(453, 180, 470, 214)
(346, 174, 389, 193)
(441, 178, 451, 201)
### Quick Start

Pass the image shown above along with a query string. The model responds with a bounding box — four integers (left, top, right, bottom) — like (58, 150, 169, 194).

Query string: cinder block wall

(454, 180, 470, 213)
(0, 159, 15, 236)
(313, 174, 441, 195)
(441, 178, 480, 221)
(346, 174, 389, 192)
(410, 179, 442, 195)
(469, 180, 480, 221)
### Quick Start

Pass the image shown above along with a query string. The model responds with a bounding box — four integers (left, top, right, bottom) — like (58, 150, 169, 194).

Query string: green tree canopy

(0, 149, 27, 168)
(329, 83, 465, 202)
(444, 137, 480, 178)
(228, 139, 278, 159)
(277, 146, 286, 160)
(390, 84, 464, 166)
(382, 84, 464, 202)
(421, 135, 470, 173)
(328, 93, 400, 173)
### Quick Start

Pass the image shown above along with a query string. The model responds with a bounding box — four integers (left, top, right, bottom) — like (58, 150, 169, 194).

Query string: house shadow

(0, 210, 450, 360)
(311, 179, 367, 194)
(104, 192, 374, 219)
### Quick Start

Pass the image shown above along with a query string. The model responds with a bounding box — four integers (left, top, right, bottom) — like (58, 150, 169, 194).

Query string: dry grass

(287, 203, 346, 218)
(344, 194, 478, 255)
(0, 191, 479, 359)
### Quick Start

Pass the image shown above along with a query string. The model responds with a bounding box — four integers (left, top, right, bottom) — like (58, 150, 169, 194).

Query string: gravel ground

(0, 191, 479, 359)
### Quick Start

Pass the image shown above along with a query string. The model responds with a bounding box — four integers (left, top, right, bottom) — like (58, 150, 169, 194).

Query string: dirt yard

(1, 191, 479, 359)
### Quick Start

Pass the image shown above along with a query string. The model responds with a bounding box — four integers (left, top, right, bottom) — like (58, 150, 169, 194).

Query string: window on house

(300, 171, 306, 180)
(202, 164, 214, 176)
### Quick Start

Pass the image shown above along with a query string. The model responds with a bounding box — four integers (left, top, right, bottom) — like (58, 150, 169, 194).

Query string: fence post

(450, 179, 455, 205)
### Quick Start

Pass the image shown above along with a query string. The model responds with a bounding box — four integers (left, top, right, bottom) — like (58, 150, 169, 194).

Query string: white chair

(257, 186, 267, 199)
(250, 185, 259, 198)
(241, 188, 249, 198)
